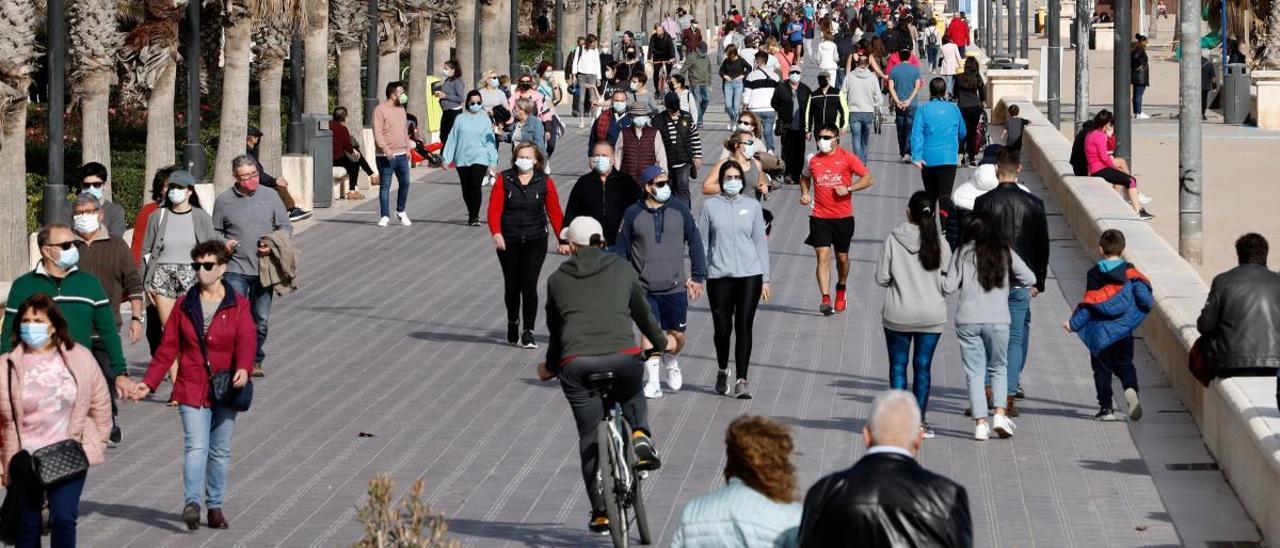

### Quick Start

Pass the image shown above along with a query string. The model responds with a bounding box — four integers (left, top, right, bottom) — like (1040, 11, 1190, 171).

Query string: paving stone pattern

(83, 102, 1187, 547)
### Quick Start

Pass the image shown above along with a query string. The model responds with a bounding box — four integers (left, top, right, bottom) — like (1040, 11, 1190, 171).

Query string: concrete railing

(1008, 95, 1280, 544)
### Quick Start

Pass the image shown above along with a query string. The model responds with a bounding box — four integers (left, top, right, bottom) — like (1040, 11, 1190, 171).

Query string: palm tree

(1267, 3, 1280, 68)
(429, 7, 453, 75)
(120, 0, 183, 193)
(252, 13, 297, 178)
(406, 0, 432, 127)
(303, 0, 328, 113)
(454, 0, 475, 83)
(69, 0, 124, 194)
(0, 0, 38, 279)
(330, 0, 367, 125)
(559, 0, 585, 68)
(377, 1, 408, 98)
(479, 0, 510, 78)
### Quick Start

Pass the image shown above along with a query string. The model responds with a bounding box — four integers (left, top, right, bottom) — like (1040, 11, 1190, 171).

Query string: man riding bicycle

(537, 216, 667, 534)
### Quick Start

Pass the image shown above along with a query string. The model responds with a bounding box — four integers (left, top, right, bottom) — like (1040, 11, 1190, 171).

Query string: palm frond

(0, 0, 41, 118)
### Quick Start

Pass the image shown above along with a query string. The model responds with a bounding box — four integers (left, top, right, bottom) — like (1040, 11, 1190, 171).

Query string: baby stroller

(967, 110, 990, 166)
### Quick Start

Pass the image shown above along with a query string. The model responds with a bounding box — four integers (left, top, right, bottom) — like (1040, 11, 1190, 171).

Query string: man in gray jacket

(617, 166, 707, 399)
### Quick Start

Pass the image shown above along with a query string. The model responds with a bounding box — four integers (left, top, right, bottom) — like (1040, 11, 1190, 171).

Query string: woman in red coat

(129, 240, 255, 532)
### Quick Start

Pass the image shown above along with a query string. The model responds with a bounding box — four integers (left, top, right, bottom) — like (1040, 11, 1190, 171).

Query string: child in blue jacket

(1064, 229, 1154, 421)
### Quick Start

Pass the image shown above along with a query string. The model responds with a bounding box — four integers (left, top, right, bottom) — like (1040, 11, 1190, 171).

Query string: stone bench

(1005, 94, 1280, 545)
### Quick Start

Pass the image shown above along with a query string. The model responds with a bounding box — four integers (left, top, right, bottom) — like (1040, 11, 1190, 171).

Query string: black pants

(707, 275, 764, 379)
(496, 236, 548, 327)
(457, 164, 488, 223)
(1091, 335, 1138, 409)
(668, 164, 692, 208)
(960, 105, 984, 159)
(781, 129, 807, 183)
(146, 303, 163, 355)
(90, 338, 118, 418)
(440, 109, 461, 149)
(335, 155, 374, 191)
(922, 165, 958, 244)
(558, 352, 649, 513)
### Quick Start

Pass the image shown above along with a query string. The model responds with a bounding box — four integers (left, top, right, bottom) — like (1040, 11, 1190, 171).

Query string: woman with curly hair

(671, 416, 801, 547)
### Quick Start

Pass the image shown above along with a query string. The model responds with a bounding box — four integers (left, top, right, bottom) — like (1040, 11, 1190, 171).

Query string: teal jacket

(1, 264, 126, 376)
(672, 477, 801, 548)
(441, 111, 499, 168)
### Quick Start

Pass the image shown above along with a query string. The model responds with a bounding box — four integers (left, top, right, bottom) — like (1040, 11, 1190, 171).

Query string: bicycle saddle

(585, 372, 617, 386)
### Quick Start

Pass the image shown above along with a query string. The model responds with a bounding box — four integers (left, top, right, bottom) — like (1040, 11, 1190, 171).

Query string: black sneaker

(1138, 208, 1155, 220)
(183, 502, 201, 531)
(467, 219, 482, 227)
(288, 207, 312, 222)
(251, 364, 265, 378)
(715, 370, 729, 395)
(588, 511, 610, 534)
(632, 432, 662, 471)
(520, 330, 537, 350)
(109, 420, 122, 447)
(506, 321, 519, 346)
(1094, 408, 1118, 422)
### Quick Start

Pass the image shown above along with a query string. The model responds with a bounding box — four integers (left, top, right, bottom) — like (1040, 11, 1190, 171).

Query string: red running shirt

(804, 147, 869, 219)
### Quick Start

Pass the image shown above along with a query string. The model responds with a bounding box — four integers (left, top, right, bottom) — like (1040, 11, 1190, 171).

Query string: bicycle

(520, 49, 551, 77)
(585, 371, 651, 547)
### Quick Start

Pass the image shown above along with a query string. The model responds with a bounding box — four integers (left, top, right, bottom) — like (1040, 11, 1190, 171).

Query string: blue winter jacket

(910, 98, 965, 167)
(671, 477, 801, 548)
(1069, 260, 1155, 354)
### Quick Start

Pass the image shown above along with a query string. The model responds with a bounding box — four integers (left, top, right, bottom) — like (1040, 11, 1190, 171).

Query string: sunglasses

(81, 181, 105, 189)
(191, 261, 220, 271)
(817, 135, 837, 141)
(467, 102, 483, 108)
(45, 241, 75, 251)
(651, 181, 669, 188)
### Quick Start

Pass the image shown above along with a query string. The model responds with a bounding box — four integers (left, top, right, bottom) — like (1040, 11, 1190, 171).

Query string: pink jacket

(0, 344, 112, 485)
(1084, 129, 1116, 174)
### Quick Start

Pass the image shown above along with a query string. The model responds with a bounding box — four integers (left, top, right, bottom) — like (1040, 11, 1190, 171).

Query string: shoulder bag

(183, 302, 254, 412)
(5, 358, 89, 487)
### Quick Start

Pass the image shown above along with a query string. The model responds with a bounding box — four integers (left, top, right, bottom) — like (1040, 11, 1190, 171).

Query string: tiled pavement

(81, 88, 1254, 547)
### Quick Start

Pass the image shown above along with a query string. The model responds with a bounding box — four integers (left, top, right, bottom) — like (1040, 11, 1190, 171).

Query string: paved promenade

(78, 82, 1260, 546)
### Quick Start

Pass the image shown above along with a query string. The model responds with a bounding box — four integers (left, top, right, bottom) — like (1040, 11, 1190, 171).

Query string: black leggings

(457, 164, 488, 222)
(558, 352, 648, 513)
(922, 165, 958, 242)
(335, 156, 374, 191)
(707, 275, 764, 379)
(960, 105, 984, 159)
(496, 236, 548, 327)
(781, 129, 807, 183)
(439, 108, 461, 149)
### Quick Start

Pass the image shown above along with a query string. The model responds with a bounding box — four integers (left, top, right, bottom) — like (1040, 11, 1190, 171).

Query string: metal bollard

(301, 113, 334, 208)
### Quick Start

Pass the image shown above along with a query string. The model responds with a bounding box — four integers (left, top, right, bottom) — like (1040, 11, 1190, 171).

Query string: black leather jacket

(973, 184, 1050, 292)
(798, 453, 972, 548)
(1198, 264, 1280, 376)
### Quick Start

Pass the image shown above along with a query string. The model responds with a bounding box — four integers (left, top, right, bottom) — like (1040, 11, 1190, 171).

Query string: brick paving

(79, 88, 1201, 547)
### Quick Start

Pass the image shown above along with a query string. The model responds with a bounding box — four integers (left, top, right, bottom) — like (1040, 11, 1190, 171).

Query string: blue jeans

(18, 471, 86, 548)
(1007, 287, 1032, 394)
(943, 75, 955, 97)
(693, 85, 711, 123)
(884, 329, 942, 418)
(895, 105, 916, 157)
(754, 110, 777, 152)
(956, 323, 1009, 420)
(225, 272, 272, 364)
(848, 112, 875, 162)
(723, 80, 744, 122)
(376, 154, 411, 218)
(1133, 84, 1147, 115)
(835, 68, 847, 89)
(180, 404, 238, 508)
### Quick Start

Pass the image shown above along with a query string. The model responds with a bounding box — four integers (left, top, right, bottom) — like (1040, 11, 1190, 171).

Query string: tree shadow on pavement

(408, 330, 506, 345)
(79, 500, 187, 533)
(1078, 458, 1151, 476)
(445, 518, 605, 547)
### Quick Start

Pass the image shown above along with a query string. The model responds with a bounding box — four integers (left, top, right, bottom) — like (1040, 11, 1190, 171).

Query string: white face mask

(630, 82, 641, 91)
(515, 158, 536, 172)
(789, 73, 802, 83)
(722, 176, 745, 196)
(817, 137, 835, 153)
(737, 122, 753, 132)
(168, 188, 189, 205)
(74, 213, 100, 235)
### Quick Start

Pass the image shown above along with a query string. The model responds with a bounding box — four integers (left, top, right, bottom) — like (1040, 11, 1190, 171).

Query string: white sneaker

(661, 354, 683, 392)
(643, 357, 663, 399)
(1138, 192, 1153, 205)
(376, 216, 390, 227)
(974, 422, 990, 441)
(1136, 112, 1151, 119)
(992, 414, 1016, 438)
(1125, 388, 1143, 421)
(727, 122, 735, 131)
(397, 212, 412, 226)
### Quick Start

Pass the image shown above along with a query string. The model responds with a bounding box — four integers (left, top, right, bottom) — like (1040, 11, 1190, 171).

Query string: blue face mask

(742, 141, 756, 157)
(652, 184, 672, 203)
(468, 103, 484, 113)
(19, 323, 51, 349)
(167, 188, 189, 205)
(633, 116, 650, 127)
(722, 176, 745, 196)
(592, 155, 612, 173)
(613, 101, 628, 113)
(55, 245, 79, 270)
(82, 186, 103, 201)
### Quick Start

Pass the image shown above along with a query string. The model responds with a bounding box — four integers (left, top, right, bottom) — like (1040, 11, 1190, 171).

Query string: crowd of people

(0, 0, 1266, 545)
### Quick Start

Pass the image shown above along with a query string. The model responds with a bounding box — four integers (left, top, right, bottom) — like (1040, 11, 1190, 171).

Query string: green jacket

(1, 264, 126, 376)
(682, 51, 713, 87)
(545, 247, 666, 372)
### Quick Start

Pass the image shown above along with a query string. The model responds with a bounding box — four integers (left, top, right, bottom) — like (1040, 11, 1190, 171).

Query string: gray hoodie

(876, 222, 951, 333)
(843, 67, 882, 113)
(943, 243, 1037, 325)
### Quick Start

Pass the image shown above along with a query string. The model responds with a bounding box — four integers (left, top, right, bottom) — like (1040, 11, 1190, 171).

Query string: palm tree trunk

(304, 0, 329, 113)
(408, 17, 429, 128)
(600, 1, 616, 38)
(456, 2, 476, 82)
(144, 59, 178, 199)
(338, 46, 363, 127)
(0, 107, 27, 280)
(214, 17, 253, 193)
(480, 0, 510, 77)
(559, 1, 585, 65)
(431, 26, 451, 74)
(379, 46, 401, 100)
(79, 72, 113, 197)
(1268, 2, 1280, 68)
(258, 58, 286, 178)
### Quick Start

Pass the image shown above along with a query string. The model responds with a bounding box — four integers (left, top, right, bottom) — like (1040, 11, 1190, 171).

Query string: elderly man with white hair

(796, 390, 972, 548)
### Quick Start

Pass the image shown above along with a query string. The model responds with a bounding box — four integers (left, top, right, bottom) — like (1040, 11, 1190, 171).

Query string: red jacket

(946, 19, 971, 48)
(131, 202, 160, 268)
(142, 282, 256, 408)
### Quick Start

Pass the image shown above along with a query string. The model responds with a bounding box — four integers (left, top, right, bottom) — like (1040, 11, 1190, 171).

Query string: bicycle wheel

(622, 417, 651, 545)
(598, 421, 629, 548)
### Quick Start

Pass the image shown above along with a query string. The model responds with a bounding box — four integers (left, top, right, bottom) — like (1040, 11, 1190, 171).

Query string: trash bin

(1222, 63, 1250, 125)
(301, 113, 334, 208)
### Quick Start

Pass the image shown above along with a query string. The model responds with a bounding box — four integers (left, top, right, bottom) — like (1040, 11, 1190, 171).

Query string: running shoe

(588, 512, 610, 534)
(819, 295, 835, 316)
(974, 422, 990, 441)
(992, 414, 1015, 438)
(507, 321, 519, 345)
(397, 211, 412, 226)
(662, 354, 683, 392)
(1094, 408, 1118, 422)
(1138, 208, 1155, 221)
(734, 379, 752, 399)
(921, 422, 936, 439)
(901, 154, 912, 163)
(376, 216, 390, 227)
(1125, 388, 1143, 421)
(109, 419, 122, 447)
(467, 219, 482, 227)
(520, 330, 537, 349)
(834, 288, 847, 313)
(1136, 112, 1151, 120)
(288, 207, 312, 222)
(252, 364, 265, 377)
(715, 370, 729, 395)
(632, 431, 662, 470)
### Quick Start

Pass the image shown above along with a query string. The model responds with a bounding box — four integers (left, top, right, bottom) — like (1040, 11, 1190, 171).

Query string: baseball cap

(640, 165, 667, 184)
(561, 217, 605, 246)
(167, 170, 196, 187)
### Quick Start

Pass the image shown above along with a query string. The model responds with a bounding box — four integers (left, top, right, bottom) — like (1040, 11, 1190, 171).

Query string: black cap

(247, 126, 264, 137)
(664, 92, 681, 111)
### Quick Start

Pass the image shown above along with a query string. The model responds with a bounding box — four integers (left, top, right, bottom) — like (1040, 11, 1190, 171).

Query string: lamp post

(1047, 0, 1061, 127)
(42, 0, 68, 224)
(183, 0, 204, 180)
(363, 0, 379, 128)
(288, 36, 305, 153)
(1178, 0, 1202, 262)
(511, 0, 521, 77)
(1114, 0, 1132, 164)
(554, 0, 564, 67)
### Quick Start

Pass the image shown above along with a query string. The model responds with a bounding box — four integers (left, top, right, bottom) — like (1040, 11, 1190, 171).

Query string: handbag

(1189, 336, 1214, 387)
(5, 359, 89, 487)
(183, 302, 254, 412)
